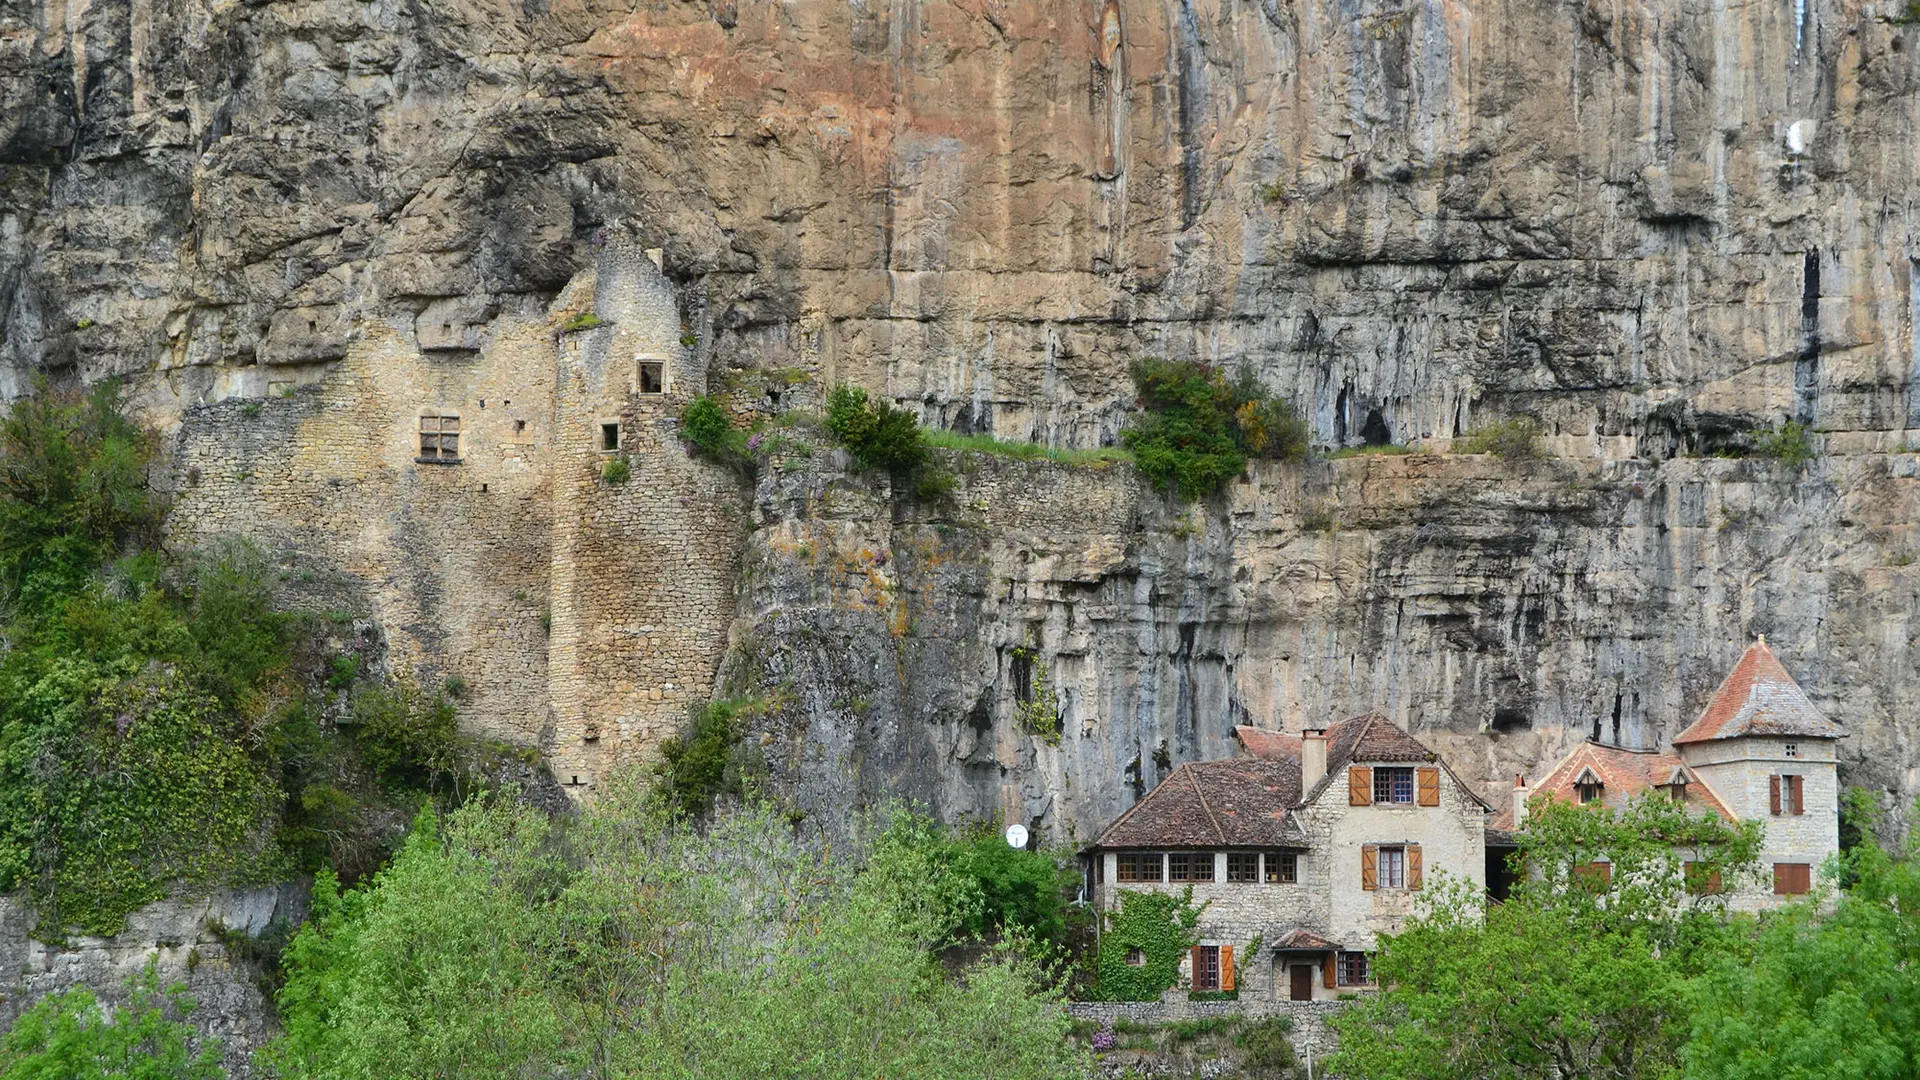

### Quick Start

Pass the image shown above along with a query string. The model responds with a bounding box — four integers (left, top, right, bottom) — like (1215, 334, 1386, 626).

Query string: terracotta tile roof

(1489, 742, 1736, 831)
(1325, 712, 1440, 766)
(1234, 725, 1302, 761)
(1672, 640, 1843, 744)
(1270, 928, 1340, 951)
(1091, 758, 1307, 849)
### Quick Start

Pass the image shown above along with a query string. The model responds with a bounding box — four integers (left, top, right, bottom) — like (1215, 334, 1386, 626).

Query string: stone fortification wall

(165, 319, 558, 745)
(546, 244, 747, 790)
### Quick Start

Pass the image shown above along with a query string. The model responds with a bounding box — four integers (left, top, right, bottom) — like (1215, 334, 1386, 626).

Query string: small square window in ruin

(418, 414, 461, 462)
(600, 422, 621, 452)
(1126, 948, 1146, 967)
(638, 359, 665, 395)
(515, 419, 527, 434)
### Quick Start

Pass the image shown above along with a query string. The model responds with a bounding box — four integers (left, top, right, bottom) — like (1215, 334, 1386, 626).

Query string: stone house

(1492, 639, 1846, 909)
(1085, 714, 1493, 1002)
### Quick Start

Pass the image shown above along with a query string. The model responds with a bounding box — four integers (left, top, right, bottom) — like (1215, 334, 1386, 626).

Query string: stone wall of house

(1682, 735, 1843, 908)
(1301, 762, 1490, 952)
(0, 885, 309, 1080)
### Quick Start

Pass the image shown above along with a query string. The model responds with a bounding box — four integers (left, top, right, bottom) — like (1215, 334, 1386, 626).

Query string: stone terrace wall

(1068, 998, 1345, 1064)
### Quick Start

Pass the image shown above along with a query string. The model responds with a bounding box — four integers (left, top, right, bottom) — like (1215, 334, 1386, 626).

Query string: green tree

(268, 778, 1089, 1080)
(0, 963, 224, 1079)
(1121, 359, 1309, 499)
(1683, 796, 1920, 1080)
(1329, 795, 1760, 1080)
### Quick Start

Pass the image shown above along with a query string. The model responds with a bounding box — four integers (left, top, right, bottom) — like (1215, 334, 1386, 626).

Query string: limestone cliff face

(729, 444, 1920, 841)
(4, 0, 1920, 838)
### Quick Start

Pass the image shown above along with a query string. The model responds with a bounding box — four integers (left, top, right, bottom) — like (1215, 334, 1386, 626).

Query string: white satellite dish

(1005, 823, 1029, 850)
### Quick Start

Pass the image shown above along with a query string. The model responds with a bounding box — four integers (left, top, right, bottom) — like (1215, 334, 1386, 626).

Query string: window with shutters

(1377, 845, 1406, 888)
(1773, 862, 1812, 895)
(1416, 766, 1440, 806)
(418, 414, 461, 462)
(1771, 774, 1805, 816)
(1349, 766, 1373, 805)
(1338, 952, 1372, 986)
(1373, 767, 1415, 804)
(1169, 852, 1214, 882)
(1574, 861, 1613, 891)
(1226, 853, 1259, 882)
(1265, 852, 1298, 884)
(1191, 945, 1221, 991)
(1684, 861, 1724, 896)
(1116, 852, 1162, 883)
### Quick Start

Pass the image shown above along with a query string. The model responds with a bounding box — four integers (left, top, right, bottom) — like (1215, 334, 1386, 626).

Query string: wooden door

(1290, 963, 1314, 1001)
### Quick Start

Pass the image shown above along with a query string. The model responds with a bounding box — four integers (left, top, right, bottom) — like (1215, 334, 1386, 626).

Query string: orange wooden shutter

(1221, 946, 1235, 992)
(1416, 767, 1440, 806)
(1408, 844, 1424, 890)
(1349, 767, 1373, 805)
(1769, 775, 1781, 815)
(1324, 952, 1337, 988)
(1791, 775, 1805, 815)
(1191, 946, 1204, 988)
(1361, 844, 1379, 890)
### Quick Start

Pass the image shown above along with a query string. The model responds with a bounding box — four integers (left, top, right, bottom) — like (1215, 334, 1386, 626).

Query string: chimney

(1302, 729, 1328, 791)
(1512, 774, 1529, 828)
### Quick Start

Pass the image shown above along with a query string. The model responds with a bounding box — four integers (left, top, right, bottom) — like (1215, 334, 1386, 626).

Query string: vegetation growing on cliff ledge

(1121, 359, 1309, 499)
(0, 962, 221, 1078)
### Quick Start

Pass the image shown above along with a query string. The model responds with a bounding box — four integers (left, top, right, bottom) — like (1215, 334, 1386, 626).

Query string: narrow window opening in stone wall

(419, 415, 461, 462)
(600, 422, 621, 452)
(515, 420, 527, 434)
(1126, 948, 1146, 967)
(1265, 852, 1298, 884)
(1226, 852, 1259, 882)
(638, 359, 665, 394)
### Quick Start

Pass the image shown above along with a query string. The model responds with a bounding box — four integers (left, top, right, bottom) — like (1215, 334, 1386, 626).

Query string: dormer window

(1573, 766, 1604, 804)
(1665, 780, 1688, 802)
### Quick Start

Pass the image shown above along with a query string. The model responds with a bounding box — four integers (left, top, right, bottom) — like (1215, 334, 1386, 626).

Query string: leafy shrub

(0, 378, 160, 610)
(557, 311, 602, 332)
(0, 962, 222, 1079)
(600, 457, 631, 484)
(861, 808, 1073, 953)
(1455, 416, 1540, 459)
(1235, 1015, 1297, 1069)
(656, 696, 776, 818)
(1121, 359, 1308, 499)
(1754, 420, 1816, 466)
(826, 385, 931, 474)
(682, 395, 747, 464)
(349, 677, 463, 789)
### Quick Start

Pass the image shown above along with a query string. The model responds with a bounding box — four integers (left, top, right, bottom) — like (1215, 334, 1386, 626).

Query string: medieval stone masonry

(167, 242, 746, 784)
